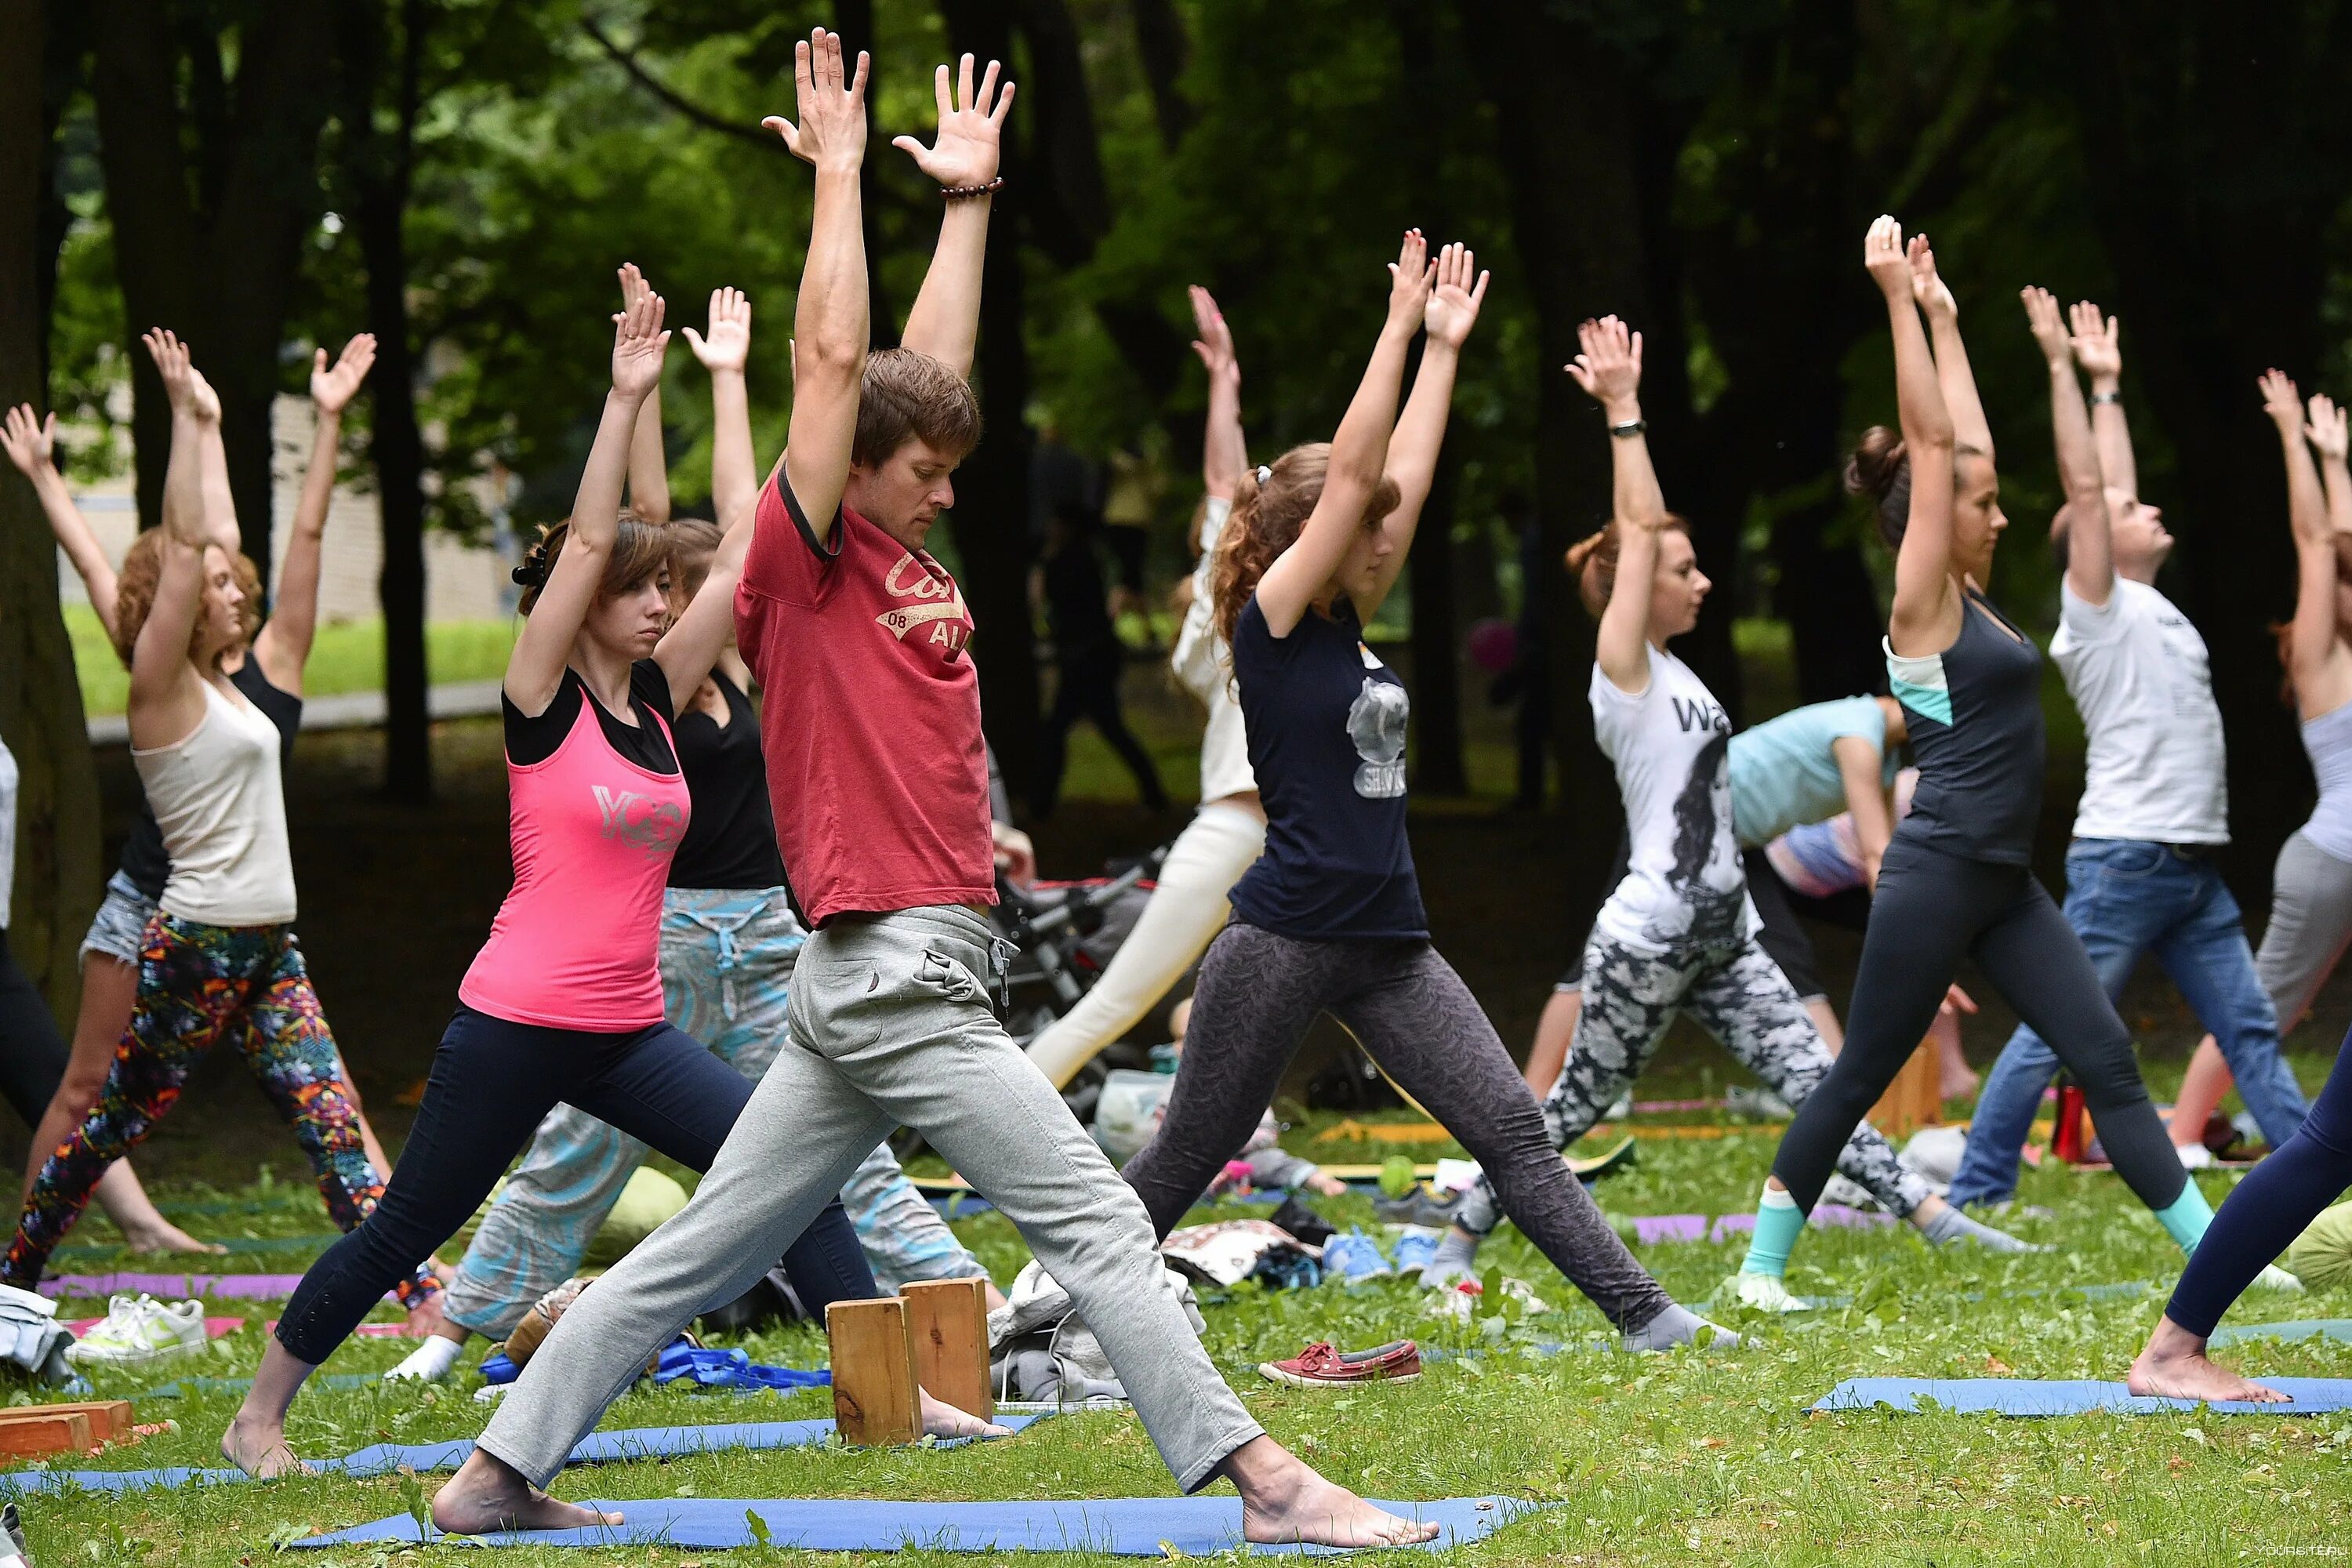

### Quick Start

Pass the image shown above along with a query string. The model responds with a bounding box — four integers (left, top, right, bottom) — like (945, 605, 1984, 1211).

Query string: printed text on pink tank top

(593, 784, 687, 855)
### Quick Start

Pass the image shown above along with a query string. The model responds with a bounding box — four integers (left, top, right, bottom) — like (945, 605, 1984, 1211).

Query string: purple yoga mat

(1626, 1204, 1895, 1247)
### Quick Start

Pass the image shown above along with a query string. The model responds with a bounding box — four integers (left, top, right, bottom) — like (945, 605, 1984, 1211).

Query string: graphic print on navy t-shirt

(1646, 724, 1744, 949)
(1347, 662, 1410, 799)
(875, 550, 972, 659)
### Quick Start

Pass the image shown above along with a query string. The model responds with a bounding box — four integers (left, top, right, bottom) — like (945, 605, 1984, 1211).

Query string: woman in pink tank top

(227, 282, 882, 1475)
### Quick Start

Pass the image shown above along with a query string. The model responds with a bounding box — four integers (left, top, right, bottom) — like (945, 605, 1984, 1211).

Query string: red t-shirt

(735, 470, 995, 924)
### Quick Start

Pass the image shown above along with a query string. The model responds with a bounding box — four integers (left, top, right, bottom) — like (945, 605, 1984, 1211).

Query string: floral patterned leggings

(2, 913, 436, 1306)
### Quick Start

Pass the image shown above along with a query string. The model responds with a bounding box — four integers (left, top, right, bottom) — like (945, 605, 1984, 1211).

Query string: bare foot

(1225, 1436, 1439, 1548)
(920, 1387, 1011, 1439)
(122, 1220, 227, 1257)
(220, 1415, 313, 1479)
(2129, 1316, 2290, 1404)
(431, 1451, 622, 1534)
(1306, 1171, 1349, 1197)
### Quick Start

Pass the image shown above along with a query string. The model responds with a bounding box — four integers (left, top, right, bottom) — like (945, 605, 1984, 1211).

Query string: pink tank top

(459, 679, 690, 1030)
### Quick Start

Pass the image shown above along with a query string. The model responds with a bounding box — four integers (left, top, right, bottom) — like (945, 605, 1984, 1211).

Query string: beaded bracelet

(942, 176, 1004, 201)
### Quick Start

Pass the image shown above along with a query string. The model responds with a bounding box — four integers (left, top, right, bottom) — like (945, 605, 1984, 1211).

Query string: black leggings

(1770, 834, 2185, 1214)
(0, 931, 71, 1131)
(274, 1004, 875, 1363)
(2167, 1023, 2352, 1337)
(1123, 921, 1675, 1332)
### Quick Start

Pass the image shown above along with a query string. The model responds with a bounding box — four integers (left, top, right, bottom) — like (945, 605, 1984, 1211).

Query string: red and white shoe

(1256, 1339, 1422, 1388)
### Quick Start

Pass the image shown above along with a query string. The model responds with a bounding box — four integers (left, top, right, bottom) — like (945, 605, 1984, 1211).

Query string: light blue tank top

(2299, 701, 2352, 862)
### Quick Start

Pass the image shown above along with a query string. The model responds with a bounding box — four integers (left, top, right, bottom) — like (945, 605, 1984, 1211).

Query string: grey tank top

(2299, 700, 2352, 863)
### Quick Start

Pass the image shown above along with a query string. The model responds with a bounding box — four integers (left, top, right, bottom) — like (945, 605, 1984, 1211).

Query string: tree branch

(579, 16, 786, 152)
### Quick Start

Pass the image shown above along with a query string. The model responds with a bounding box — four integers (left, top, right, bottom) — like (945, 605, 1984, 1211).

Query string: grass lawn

(66, 607, 517, 717)
(14, 1108, 2352, 1566)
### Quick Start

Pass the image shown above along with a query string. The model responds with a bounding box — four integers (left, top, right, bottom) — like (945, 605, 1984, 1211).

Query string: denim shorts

(80, 871, 158, 967)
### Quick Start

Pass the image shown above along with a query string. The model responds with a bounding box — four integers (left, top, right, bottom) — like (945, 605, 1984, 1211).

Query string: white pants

(1023, 800, 1266, 1089)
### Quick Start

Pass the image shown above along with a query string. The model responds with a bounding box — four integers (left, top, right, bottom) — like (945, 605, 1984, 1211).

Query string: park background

(3, 0, 2351, 1180)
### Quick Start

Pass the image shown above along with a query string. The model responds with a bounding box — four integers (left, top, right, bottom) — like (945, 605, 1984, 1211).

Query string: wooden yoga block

(26, 1400, 132, 1442)
(0, 1409, 94, 1459)
(1868, 1039, 1944, 1139)
(826, 1297, 920, 1447)
(902, 1277, 993, 1421)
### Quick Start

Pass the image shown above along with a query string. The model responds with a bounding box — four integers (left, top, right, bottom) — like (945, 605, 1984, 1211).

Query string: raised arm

(1189, 285, 1245, 503)
(254, 333, 375, 692)
(2, 406, 121, 641)
(1359, 242, 1490, 622)
(2322, 394, 2352, 543)
(504, 288, 670, 715)
(618, 264, 673, 525)
(684, 287, 757, 528)
(2022, 287, 2111, 604)
(767, 29, 870, 548)
(654, 499, 757, 717)
(1875, 220, 1962, 655)
(1908, 233, 1991, 466)
(1834, 732, 1895, 890)
(1254, 230, 1431, 637)
(2070, 302, 2136, 498)
(891, 55, 1012, 380)
(1571, 315, 1665, 695)
(130, 331, 219, 743)
(2262, 372, 2352, 719)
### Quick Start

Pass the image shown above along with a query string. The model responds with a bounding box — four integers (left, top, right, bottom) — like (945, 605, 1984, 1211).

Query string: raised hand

(610, 281, 670, 400)
(310, 334, 377, 416)
(143, 329, 219, 423)
(1385, 230, 1434, 331)
(1564, 314, 1643, 417)
(1863, 215, 1911, 298)
(891, 54, 1014, 190)
(2069, 301, 2122, 382)
(1422, 242, 1490, 351)
(2309, 394, 2349, 463)
(683, 287, 753, 375)
(2260, 369, 2304, 434)
(1189, 285, 1238, 386)
(0, 405, 57, 477)
(2019, 287, 2071, 365)
(763, 28, 869, 172)
(1907, 232, 1957, 319)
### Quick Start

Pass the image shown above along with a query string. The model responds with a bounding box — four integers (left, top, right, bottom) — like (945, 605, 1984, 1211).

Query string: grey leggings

(1123, 920, 1677, 1332)
(2256, 829, 2352, 1036)
(1457, 934, 1929, 1238)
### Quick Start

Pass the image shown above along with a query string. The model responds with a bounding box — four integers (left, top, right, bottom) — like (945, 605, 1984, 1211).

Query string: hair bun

(1844, 425, 1907, 500)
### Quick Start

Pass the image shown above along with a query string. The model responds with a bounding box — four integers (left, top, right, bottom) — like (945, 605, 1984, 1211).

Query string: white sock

(385, 1334, 464, 1382)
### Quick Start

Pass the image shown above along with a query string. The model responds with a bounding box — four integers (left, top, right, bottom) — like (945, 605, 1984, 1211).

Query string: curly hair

(1563, 514, 1692, 620)
(111, 528, 263, 668)
(512, 510, 673, 615)
(1209, 444, 1401, 649)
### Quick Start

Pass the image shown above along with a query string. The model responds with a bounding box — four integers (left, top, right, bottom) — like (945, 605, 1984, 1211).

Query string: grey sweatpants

(1456, 934, 1929, 1238)
(1124, 920, 1677, 1333)
(476, 906, 1261, 1496)
(2256, 829, 2352, 1036)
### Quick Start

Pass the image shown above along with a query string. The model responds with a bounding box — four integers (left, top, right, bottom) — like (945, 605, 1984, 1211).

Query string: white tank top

(132, 679, 296, 927)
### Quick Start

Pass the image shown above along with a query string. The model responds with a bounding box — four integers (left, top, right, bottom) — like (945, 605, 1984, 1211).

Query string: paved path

(85, 680, 504, 745)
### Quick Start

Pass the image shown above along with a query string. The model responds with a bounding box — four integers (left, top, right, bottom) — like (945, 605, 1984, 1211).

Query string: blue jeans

(1949, 839, 2311, 1208)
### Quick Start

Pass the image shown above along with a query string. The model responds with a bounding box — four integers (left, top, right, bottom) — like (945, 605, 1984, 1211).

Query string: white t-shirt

(1171, 497, 1257, 803)
(2051, 578, 2227, 844)
(1591, 644, 1760, 953)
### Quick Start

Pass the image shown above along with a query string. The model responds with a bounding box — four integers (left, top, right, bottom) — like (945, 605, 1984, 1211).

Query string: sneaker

(2175, 1142, 2215, 1171)
(65, 1294, 205, 1366)
(1389, 1226, 1441, 1276)
(1269, 1196, 1336, 1248)
(1257, 1340, 1421, 1388)
(1725, 1272, 1808, 1315)
(2254, 1264, 2306, 1293)
(1373, 1185, 1464, 1228)
(1319, 1230, 1392, 1283)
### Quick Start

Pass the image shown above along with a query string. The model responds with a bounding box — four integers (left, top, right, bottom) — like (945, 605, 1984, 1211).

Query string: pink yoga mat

(40, 1273, 393, 1301)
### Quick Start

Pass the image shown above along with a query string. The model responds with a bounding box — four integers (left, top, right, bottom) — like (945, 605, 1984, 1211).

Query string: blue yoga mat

(0, 1414, 1047, 1497)
(291, 1494, 1538, 1555)
(1815, 1377, 2352, 1415)
(2211, 1319, 2352, 1348)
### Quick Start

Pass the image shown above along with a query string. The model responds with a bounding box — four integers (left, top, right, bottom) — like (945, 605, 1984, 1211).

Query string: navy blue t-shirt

(1228, 593, 1426, 940)
(1886, 589, 2047, 866)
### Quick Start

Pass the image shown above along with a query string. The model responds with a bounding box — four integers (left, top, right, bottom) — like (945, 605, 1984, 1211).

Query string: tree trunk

(2055, 0, 2348, 895)
(1407, 439, 1468, 794)
(941, 0, 1040, 800)
(1127, 0, 1192, 151)
(0, 0, 103, 1016)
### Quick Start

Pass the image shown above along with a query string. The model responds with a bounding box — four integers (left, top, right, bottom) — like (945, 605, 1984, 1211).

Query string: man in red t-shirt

(434, 31, 1432, 1550)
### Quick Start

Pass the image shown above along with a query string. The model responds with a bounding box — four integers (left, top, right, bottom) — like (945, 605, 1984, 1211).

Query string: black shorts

(1557, 842, 1826, 1003)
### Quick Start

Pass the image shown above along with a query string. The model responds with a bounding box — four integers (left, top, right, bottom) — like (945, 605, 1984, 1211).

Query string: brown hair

(1846, 424, 1989, 550)
(2273, 534, 2352, 703)
(853, 348, 982, 470)
(514, 510, 672, 615)
(664, 517, 724, 613)
(1563, 514, 1693, 619)
(1210, 445, 1401, 648)
(111, 529, 263, 668)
